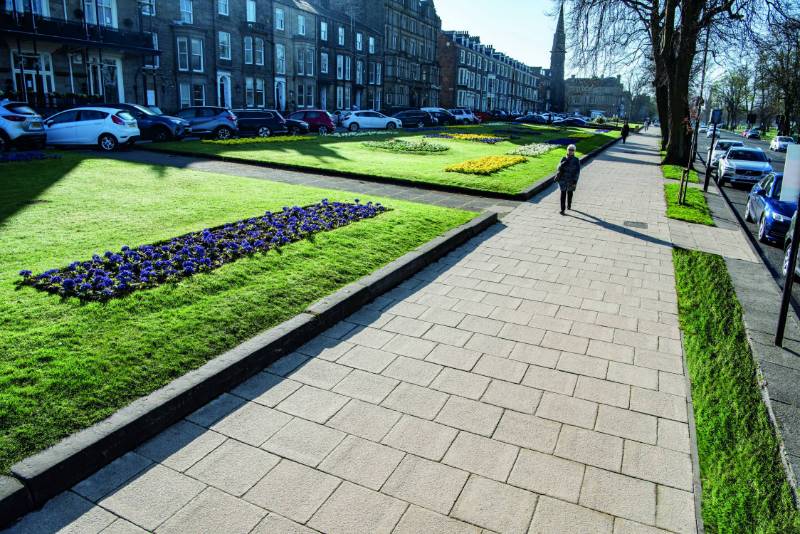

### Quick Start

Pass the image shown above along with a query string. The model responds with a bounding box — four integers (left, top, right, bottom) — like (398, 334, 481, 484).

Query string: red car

(474, 111, 493, 123)
(286, 109, 336, 134)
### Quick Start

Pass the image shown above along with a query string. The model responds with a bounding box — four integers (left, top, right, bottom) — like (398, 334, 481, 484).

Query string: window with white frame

(296, 48, 304, 75)
(368, 62, 375, 84)
(344, 86, 351, 109)
(144, 33, 159, 68)
(356, 32, 363, 51)
(191, 38, 203, 72)
(245, 77, 255, 107)
(217, 0, 228, 15)
(179, 83, 191, 108)
(177, 37, 189, 71)
(275, 8, 284, 30)
(376, 63, 381, 84)
(368, 36, 375, 54)
(141, 0, 155, 16)
(246, 0, 256, 22)
(6, 0, 49, 15)
(192, 83, 205, 105)
(275, 44, 285, 74)
(255, 38, 264, 65)
(218, 32, 231, 60)
(336, 55, 343, 80)
(338, 26, 345, 46)
(345, 56, 351, 81)
(305, 49, 314, 76)
(320, 52, 328, 74)
(306, 84, 313, 107)
(297, 15, 305, 35)
(297, 83, 304, 107)
(84, 0, 116, 27)
(320, 21, 328, 41)
(356, 60, 363, 85)
(336, 86, 343, 109)
(256, 78, 265, 107)
(244, 36, 253, 64)
(180, 0, 192, 23)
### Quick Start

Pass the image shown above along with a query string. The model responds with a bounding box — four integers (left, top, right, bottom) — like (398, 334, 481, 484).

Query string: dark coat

(556, 155, 581, 191)
(621, 124, 630, 138)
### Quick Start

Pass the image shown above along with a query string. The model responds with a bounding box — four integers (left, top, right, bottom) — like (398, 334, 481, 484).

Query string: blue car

(745, 172, 796, 244)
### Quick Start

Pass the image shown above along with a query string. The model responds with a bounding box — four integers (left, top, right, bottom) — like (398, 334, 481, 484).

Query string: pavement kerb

(1, 211, 498, 528)
(141, 134, 623, 201)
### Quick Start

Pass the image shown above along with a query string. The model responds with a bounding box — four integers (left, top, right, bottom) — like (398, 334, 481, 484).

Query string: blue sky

(434, 0, 561, 70)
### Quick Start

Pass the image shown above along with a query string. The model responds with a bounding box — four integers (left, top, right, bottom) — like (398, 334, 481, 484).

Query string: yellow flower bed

(449, 133, 506, 142)
(445, 155, 527, 175)
(202, 135, 311, 145)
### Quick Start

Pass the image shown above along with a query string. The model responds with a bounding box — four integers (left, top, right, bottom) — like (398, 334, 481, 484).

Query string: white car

(705, 126, 720, 138)
(45, 107, 140, 151)
(708, 139, 744, 169)
(342, 110, 401, 132)
(718, 147, 773, 187)
(449, 109, 479, 124)
(770, 136, 796, 152)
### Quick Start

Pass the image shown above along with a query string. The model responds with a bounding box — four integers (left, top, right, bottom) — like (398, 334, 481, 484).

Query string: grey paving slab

(382, 454, 469, 514)
(186, 439, 280, 496)
(261, 416, 346, 467)
(318, 435, 405, 490)
(5, 492, 116, 534)
(381, 414, 458, 461)
(308, 481, 407, 534)
(156, 487, 266, 534)
(451, 475, 538, 534)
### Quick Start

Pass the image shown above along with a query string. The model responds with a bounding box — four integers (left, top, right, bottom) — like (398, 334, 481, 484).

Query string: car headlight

(773, 212, 790, 222)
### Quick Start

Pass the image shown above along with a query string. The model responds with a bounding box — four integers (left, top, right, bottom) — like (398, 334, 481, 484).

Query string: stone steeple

(549, 2, 566, 112)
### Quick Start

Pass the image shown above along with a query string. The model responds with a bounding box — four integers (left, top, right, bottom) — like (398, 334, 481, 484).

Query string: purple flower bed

(18, 200, 388, 301)
(594, 129, 611, 134)
(1, 151, 62, 164)
(547, 138, 580, 146)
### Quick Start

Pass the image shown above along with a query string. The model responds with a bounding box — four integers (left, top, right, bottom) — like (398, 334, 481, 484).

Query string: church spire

(549, 2, 567, 112)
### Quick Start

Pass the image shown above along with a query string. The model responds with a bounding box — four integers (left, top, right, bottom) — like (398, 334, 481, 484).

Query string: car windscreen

(716, 142, 736, 150)
(773, 177, 783, 197)
(728, 150, 768, 162)
(117, 111, 135, 121)
(779, 137, 794, 142)
(3, 103, 37, 115)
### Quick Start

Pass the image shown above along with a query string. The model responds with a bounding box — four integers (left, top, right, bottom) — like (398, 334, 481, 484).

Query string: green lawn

(662, 164, 699, 184)
(673, 249, 800, 533)
(664, 183, 715, 226)
(152, 125, 620, 195)
(0, 153, 475, 473)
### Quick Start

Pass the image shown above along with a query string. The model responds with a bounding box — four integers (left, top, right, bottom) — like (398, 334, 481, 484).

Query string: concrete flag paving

(8, 132, 706, 534)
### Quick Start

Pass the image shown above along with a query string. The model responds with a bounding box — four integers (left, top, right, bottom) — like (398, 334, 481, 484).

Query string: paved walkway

(9, 132, 702, 534)
(106, 148, 521, 216)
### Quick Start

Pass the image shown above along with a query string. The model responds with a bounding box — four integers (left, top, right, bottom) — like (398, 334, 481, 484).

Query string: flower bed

(445, 155, 526, 175)
(332, 130, 398, 138)
(362, 138, 449, 153)
(425, 133, 508, 144)
(547, 137, 582, 146)
(0, 151, 62, 164)
(508, 143, 558, 157)
(18, 200, 387, 301)
(201, 135, 311, 145)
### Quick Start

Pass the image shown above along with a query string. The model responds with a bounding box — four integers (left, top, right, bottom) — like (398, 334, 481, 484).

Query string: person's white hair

(567, 144, 577, 152)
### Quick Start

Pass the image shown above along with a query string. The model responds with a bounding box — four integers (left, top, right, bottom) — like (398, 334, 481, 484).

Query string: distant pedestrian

(555, 144, 580, 215)
(643, 118, 650, 131)
(621, 121, 630, 143)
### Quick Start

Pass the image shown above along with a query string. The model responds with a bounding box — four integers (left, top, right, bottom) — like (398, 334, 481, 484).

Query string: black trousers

(560, 190, 574, 212)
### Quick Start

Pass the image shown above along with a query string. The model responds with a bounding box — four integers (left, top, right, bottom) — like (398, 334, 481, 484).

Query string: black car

(392, 110, 438, 128)
(233, 109, 290, 137)
(427, 110, 457, 126)
(553, 117, 589, 128)
(284, 117, 311, 135)
(514, 114, 547, 124)
(102, 103, 190, 142)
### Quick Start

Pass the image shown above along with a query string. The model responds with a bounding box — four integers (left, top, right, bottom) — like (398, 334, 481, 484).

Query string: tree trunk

(663, 56, 693, 166)
(656, 83, 669, 149)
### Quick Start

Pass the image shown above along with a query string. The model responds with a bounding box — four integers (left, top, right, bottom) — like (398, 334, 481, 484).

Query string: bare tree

(711, 64, 752, 128)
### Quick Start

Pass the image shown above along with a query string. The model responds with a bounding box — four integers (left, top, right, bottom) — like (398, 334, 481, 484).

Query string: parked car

(783, 212, 800, 279)
(0, 99, 46, 149)
(514, 114, 547, 124)
(474, 111, 494, 123)
(708, 139, 744, 170)
(490, 110, 510, 121)
(718, 147, 773, 187)
(553, 117, 589, 128)
(705, 125, 719, 138)
(743, 128, 762, 140)
(284, 117, 311, 136)
(175, 106, 238, 140)
(392, 110, 438, 128)
(770, 136, 796, 152)
(103, 103, 190, 142)
(421, 107, 457, 126)
(341, 110, 401, 131)
(745, 173, 795, 244)
(232, 109, 290, 137)
(331, 110, 350, 126)
(44, 107, 139, 151)
(449, 109, 479, 124)
(286, 110, 336, 134)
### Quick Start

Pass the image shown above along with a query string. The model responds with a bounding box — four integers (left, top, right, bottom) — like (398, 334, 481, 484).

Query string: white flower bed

(507, 143, 558, 157)
(331, 130, 398, 138)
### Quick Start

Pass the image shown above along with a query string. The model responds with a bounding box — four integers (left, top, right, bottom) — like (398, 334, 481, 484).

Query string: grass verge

(152, 125, 620, 195)
(0, 153, 475, 473)
(673, 248, 800, 533)
(664, 183, 714, 226)
(662, 164, 700, 184)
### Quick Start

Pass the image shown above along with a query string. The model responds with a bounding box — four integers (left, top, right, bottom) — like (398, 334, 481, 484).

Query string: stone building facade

(565, 74, 632, 118)
(327, 0, 440, 110)
(437, 30, 549, 114)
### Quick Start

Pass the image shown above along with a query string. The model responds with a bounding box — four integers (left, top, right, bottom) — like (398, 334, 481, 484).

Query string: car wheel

(386, 122, 396, 130)
(152, 127, 172, 143)
(214, 126, 233, 140)
(349, 123, 360, 132)
(257, 126, 271, 138)
(758, 215, 769, 243)
(417, 121, 425, 129)
(318, 126, 329, 135)
(289, 126, 300, 136)
(745, 200, 754, 222)
(98, 133, 118, 152)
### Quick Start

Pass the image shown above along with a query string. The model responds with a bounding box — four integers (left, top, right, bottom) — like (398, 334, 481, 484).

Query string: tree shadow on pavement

(569, 210, 674, 248)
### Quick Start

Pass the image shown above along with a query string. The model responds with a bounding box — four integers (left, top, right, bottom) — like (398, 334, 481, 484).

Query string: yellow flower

(445, 155, 526, 175)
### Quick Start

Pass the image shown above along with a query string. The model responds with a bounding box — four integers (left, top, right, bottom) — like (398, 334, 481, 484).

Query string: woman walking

(621, 121, 631, 143)
(555, 144, 580, 215)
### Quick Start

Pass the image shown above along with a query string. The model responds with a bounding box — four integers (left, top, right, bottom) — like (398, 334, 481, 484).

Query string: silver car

(0, 99, 46, 149)
(718, 147, 773, 187)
